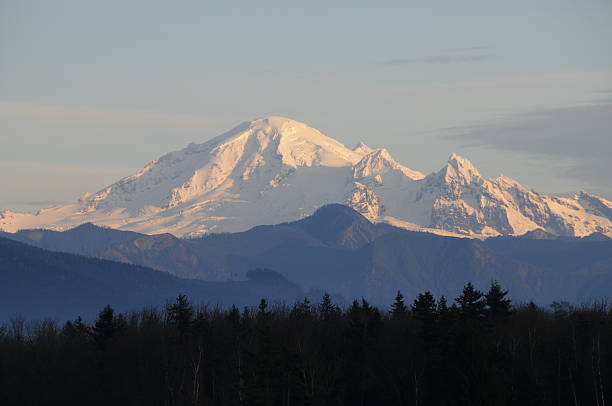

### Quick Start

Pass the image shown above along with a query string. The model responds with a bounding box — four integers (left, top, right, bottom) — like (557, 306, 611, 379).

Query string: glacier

(1, 116, 611, 238)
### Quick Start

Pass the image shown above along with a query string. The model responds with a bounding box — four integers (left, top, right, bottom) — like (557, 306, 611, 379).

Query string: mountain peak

(79, 116, 366, 213)
(493, 174, 525, 190)
(373, 147, 392, 158)
(226, 116, 365, 168)
(247, 116, 309, 133)
(448, 153, 479, 172)
(311, 203, 368, 219)
(2, 117, 611, 239)
(353, 148, 425, 180)
(214, 116, 304, 135)
(442, 153, 482, 184)
(353, 142, 375, 155)
(209, 116, 325, 146)
(69, 222, 104, 232)
(291, 204, 382, 248)
(518, 228, 559, 240)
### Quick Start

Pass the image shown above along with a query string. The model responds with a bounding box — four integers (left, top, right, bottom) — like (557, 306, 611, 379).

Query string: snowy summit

(1, 116, 611, 238)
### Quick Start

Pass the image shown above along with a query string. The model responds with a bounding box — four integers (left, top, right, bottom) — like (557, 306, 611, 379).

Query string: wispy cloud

(445, 45, 491, 52)
(0, 100, 223, 131)
(0, 161, 138, 212)
(0, 160, 136, 174)
(384, 46, 493, 65)
(384, 54, 492, 65)
(0, 200, 66, 207)
(443, 101, 612, 196)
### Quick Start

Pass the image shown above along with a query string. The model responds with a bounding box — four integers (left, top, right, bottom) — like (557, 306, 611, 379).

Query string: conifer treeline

(1, 282, 610, 405)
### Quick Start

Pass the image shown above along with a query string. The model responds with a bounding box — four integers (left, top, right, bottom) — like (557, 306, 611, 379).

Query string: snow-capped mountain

(1, 116, 611, 238)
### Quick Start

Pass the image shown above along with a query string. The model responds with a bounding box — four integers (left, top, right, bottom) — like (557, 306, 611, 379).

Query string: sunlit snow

(1, 116, 611, 238)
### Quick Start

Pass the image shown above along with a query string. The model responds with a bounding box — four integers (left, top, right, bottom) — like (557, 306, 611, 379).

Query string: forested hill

(3, 204, 612, 305)
(1, 288, 610, 405)
(0, 237, 301, 320)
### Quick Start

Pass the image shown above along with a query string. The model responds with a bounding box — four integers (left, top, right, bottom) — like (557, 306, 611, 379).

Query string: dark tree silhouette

(390, 290, 409, 319)
(455, 282, 486, 321)
(317, 292, 340, 320)
(91, 305, 123, 348)
(485, 280, 512, 321)
(411, 291, 437, 323)
(166, 293, 194, 335)
(1, 282, 611, 406)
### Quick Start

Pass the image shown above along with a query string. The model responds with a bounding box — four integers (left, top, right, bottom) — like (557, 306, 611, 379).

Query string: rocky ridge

(1, 116, 610, 238)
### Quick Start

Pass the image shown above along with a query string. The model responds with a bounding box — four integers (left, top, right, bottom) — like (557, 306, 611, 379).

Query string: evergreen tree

(114, 313, 127, 332)
(526, 301, 538, 312)
(428, 295, 460, 405)
(3, 288, 612, 405)
(318, 292, 339, 321)
(192, 310, 210, 339)
(62, 316, 90, 341)
(485, 281, 512, 321)
(348, 299, 361, 314)
(436, 296, 455, 333)
(227, 304, 241, 327)
(411, 291, 437, 323)
(291, 297, 312, 319)
(258, 298, 269, 316)
(550, 300, 573, 318)
(437, 296, 448, 314)
(360, 298, 373, 314)
(411, 291, 438, 349)
(364, 306, 383, 347)
(247, 298, 276, 405)
(390, 291, 409, 319)
(455, 283, 486, 321)
(166, 293, 194, 336)
(91, 305, 122, 348)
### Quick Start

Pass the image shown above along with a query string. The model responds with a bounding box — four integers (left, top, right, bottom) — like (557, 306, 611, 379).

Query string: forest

(0, 282, 610, 406)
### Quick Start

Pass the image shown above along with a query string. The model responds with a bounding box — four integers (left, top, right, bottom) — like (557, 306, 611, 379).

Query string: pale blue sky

(1, 1, 611, 210)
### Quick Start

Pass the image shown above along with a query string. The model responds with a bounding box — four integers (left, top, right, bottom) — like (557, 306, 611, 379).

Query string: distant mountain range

(3, 204, 611, 319)
(0, 236, 301, 321)
(1, 116, 610, 238)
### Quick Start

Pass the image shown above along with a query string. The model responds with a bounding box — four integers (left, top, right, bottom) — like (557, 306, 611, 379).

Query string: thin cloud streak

(0, 100, 224, 131)
(384, 54, 492, 65)
(443, 102, 612, 197)
(445, 45, 491, 52)
(0, 200, 66, 207)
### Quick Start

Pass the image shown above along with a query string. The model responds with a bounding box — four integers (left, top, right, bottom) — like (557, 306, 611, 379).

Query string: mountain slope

(0, 223, 144, 257)
(359, 231, 550, 303)
(3, 205, 611, 306)
(1, 116, 610, 237)
(483, 236, 612, 274)
(0, 237, 301, 320)
(0, 204, 392, 280)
